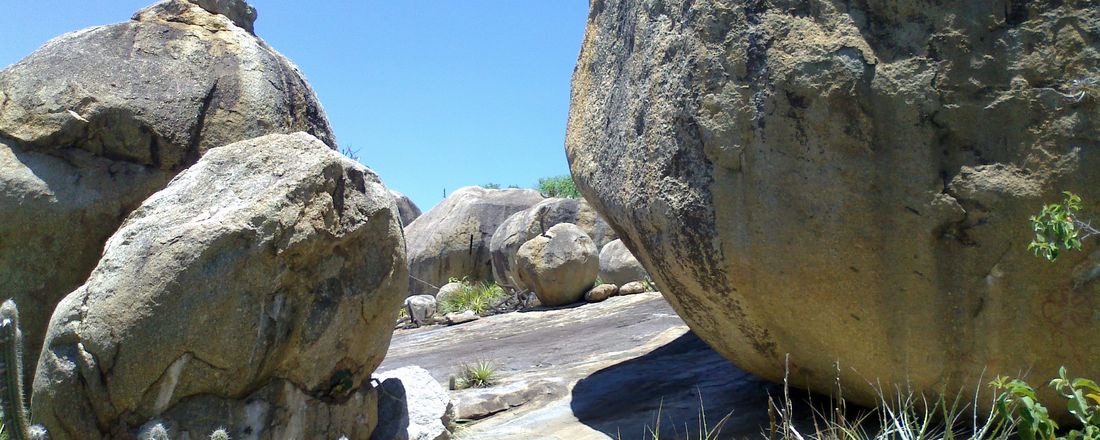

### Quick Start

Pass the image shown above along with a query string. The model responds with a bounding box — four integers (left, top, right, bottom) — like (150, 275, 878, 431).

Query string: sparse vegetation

(339, 145, 359, 162)
(765, 369, 1012, 440)
(537, 175, 580, 198)
(452, 360, 497, 389)
(1064, 74, 1099, 103)
(439, 278, 508, 315)
(481, 183, 521, 190)
(625, 397, 732, 440)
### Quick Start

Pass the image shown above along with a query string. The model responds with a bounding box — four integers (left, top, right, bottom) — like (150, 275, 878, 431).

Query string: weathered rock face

(31, 133, 405, 439)
(391, 189, 424, 226)
(372, 366, 454, 440)
(405, 186, 543, 295)
(598, 239, 648, 286)
(0, 138, 174, 377)
(489, 197, 616, 291)
(567, 0, 1100, 411)
(0, 0, 336, 376)
(0, 0, 335, 164)
(516, 223, 599, 307)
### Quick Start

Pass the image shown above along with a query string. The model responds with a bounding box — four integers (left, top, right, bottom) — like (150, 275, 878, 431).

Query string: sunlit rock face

(0, 0, 336, 373)
(567, 0, 1100, 413)
(33, 133, 405, 439)
(404, 186, 543, 295)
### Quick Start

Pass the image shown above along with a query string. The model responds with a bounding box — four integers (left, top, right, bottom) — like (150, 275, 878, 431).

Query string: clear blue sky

(0, 1, 589, 212)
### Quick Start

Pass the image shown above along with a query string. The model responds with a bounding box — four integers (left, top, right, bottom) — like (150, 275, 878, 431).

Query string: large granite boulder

(489, 197, 616, 291)
(405, 186, 543, 295)
(566, 0, 1100, 412)
(31, 133, 405, 439)
(0, 0, 335, 376)
(515, 223, 599, 307)
(598, 239, 648, 286)
(391, 189, 423, 226)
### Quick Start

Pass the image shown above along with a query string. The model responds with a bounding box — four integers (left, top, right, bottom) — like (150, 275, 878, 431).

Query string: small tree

(536, 175, 580, 198)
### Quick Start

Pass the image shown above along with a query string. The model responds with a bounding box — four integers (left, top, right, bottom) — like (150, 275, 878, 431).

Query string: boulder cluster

(401, 187, 653, 325)
(0, 1, 409, 438)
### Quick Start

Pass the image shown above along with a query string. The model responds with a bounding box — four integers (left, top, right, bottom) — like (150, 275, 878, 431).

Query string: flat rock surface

(380, 293, 800, 439)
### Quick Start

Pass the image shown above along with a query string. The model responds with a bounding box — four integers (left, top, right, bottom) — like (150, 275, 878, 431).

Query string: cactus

(140, 423, 171, 440)
(0, 299, 48, 440)
(209, 428, 230, 440)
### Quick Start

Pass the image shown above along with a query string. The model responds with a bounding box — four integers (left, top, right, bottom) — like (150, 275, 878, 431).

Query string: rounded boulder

(490, 197, 616, 291)
(566, 0, 1100, 413)
(515, 223, 598, 307)
(31, 133, 405, 439)
(598, 239, 648, 286)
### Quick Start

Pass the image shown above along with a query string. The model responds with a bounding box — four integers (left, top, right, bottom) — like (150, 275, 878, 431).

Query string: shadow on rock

(372, 378, 411, 440)
(571, 331, 813, 439)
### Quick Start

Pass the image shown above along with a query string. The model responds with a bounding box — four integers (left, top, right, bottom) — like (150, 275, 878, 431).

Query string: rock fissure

(186, 79, 219, 166)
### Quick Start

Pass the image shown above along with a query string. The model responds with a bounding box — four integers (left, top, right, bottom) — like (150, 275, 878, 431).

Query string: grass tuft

(766, 355, 1015, 440)
(439, 281, 507, 315)
(453, 360, 498, 389)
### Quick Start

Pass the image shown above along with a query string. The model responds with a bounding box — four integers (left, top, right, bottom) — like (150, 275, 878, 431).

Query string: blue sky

(0, 1, 589, 212)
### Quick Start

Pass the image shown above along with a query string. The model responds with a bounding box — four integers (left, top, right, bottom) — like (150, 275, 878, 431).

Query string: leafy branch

(1029, 191, 1098, 261)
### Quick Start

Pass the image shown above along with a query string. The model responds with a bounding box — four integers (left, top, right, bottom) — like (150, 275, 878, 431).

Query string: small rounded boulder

(515, 223, 599, 307)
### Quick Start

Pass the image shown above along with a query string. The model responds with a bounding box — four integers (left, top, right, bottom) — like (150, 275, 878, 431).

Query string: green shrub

(991, 368, 1100, 440)
(482, 183, 502, 189)
(537, 175, 580, 198)
(439, 279, 507, 315)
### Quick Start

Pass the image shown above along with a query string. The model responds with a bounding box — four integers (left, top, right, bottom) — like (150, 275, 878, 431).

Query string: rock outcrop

(489, 197, 616, 291)
(598, 239, 648, 286)
(32, 133, 405, 439)
(391, 189, 423, 226)
(372, 366, 454, 440)
(515, 223, 599, 307)
(405, 187, 543, 295)
(406, 295, 439, 326)
(0, 0, 335, 374)
(567, 0, 1100, 411)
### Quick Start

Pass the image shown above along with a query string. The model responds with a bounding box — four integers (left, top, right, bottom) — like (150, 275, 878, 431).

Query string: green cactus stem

(0, 299, 31, 438)
(0, 299, 47, 440)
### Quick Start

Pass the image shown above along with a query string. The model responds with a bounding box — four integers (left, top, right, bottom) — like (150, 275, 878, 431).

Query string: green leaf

(1074, 378, 1100, 393)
